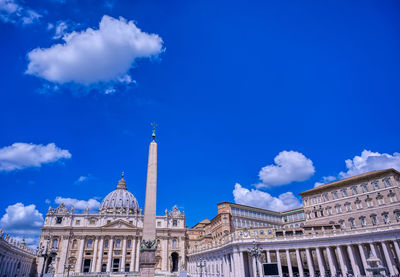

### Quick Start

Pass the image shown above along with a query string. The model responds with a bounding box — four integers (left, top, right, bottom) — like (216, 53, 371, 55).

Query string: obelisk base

(139, 249, 156, 277)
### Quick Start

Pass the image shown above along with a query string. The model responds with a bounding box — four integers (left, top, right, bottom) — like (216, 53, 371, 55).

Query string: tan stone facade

(187, 169, 400, 277)
(37, 187, 186, 277)
(300, 169, 400, 229)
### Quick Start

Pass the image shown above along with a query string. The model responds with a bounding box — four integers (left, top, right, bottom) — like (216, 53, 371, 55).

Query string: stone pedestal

(140, 249, 156, 277)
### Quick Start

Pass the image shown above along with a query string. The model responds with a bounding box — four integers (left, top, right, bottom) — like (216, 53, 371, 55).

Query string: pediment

(102, 219, 136, 229)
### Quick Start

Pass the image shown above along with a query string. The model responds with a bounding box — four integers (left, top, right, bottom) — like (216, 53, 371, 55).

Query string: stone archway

(171, 252, 179, 272)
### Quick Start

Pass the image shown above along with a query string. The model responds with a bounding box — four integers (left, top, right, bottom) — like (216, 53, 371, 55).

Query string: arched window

(127, 240, 132, 248)
(87, 239, 93, 248)
(172, 239, 177, 248)
(52, 238, 58, 248)
(116, 239, 121, 248)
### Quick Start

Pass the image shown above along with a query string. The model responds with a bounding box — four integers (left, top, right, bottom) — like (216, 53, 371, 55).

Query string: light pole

(37, 238, 58, 277)
(248, 241, 262, 277)
(64, 256, 75, 277)
(196, 258, 206, 277)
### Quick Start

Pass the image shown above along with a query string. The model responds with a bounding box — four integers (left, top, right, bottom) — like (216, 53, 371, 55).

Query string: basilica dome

(99, 174, 139, 214)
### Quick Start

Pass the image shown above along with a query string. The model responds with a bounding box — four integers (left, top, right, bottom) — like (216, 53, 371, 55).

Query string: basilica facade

(37, 175, 186, 276)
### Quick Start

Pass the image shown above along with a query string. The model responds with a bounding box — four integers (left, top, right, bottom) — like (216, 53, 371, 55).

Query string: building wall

(301, 169, 400, 229)
(37, 205, 186, 277)
(0, 231, 37, 277)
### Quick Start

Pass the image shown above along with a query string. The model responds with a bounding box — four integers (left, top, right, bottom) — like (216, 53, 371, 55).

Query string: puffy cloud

(0, 142, 71, 171)
(54, 197, 100, 211)
(339, 150, 400, 178)
(233, 183, 301, 212)
(0, 0, 41, 25)
(26, 15, 163, 90)
(0, 203, 43, 235)
(256, 151, 315, 188)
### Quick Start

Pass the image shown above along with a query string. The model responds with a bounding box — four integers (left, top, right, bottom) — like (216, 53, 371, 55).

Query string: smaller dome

(99, 174, 139, 214)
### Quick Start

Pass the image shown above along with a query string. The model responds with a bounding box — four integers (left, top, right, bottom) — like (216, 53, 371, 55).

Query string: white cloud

(0, 203, 43, 235)
(76, 176, 88, 182)
(233, 183, 301, 212)
(256, 151, 315, 188)
(0, 0, 41, 25)
(53, 21, 68, 39)
(26, 15, 163, 90)
(54, 197, 100, 211)
(0, 142, 71, 171)
(339, 150, 400, 178)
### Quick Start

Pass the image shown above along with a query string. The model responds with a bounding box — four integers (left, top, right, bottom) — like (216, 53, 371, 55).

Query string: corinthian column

(76, 237, 85, 273)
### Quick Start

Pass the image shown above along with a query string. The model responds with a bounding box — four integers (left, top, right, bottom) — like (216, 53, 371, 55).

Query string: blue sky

(0, 0, 399, 246)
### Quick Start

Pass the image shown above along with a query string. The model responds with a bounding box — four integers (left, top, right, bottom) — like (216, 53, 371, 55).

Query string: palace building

(187, 168, 400, 277)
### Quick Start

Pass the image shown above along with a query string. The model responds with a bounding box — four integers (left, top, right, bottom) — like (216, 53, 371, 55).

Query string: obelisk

(139, 124, 158, 277)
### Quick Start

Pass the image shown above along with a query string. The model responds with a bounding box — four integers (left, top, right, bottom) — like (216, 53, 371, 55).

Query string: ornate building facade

(0, 230, 37, 277)
(37, 175, 186, 276)
(187, 168, 400, 277)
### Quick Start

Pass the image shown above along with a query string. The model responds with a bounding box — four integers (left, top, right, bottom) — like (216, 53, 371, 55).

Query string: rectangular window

(345, 204, 351, 212)
(56, 217, 63, 224)
(75, 220, 80, 225)
(367, 200, 374, 207)
(378, 198, 385, 205)
(332, 192, 339, 199)
(360, 217, 366, 226)
(173, 220, 178, 227)
(371, 216, 377, 225)
(323, 194, 329, 201)
(362, 185, 369, 193)
(312, 198, 316, 204)
(356, 202, 362, 209)
(351, 187, 358, 195)
(390, 195, 397, 203)
(384, 179, 392, 187)
(157, 221, 161, 227)
(373, 182, 379, 190)
(342, 190, 348, 197)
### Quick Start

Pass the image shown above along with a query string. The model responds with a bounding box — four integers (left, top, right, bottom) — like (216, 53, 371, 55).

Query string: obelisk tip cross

(151, 123, 157, 141)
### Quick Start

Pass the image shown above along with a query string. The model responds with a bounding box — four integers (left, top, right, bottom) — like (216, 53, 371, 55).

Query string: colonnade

(188, 239, 400, 277)
(0, 252, 35, 277)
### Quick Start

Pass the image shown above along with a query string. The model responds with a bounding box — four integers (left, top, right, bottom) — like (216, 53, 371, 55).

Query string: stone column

(106, 237, 114, 272)
(393, 240, 400, 263)
(336, 246, 348, 276)
(305, 248, 315, 277)
(295, 249, 304, 277)
(381, 241, 397, 276)
(130, 237, 137, 272)
(347, 245, 361, 276)
(326, 247, 337, 277)
(358, 244, 370, 276)
(57, 236, 69, 274)
(91, 237, 99, 272)
(76, 237, 85, 273)
(370, 243, 386, 275)
(121, 237, 127, 271)
(238, 250, 245, 277)
(161, 238, 168, 271)
(286, 249, 293, 277)
(267, 250, 271, 263)
(135, 237, 140, 271)
(316, 248, 325, 277)
(96, 237, 104, 272)
(276, 250, 283, 277)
